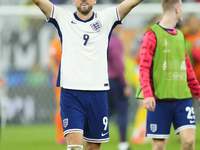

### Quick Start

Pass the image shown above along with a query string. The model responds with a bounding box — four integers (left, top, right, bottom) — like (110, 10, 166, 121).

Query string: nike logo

(101, 132, 109, 137)
(71, 21, 76, 24)
(190, 120, 195, 124)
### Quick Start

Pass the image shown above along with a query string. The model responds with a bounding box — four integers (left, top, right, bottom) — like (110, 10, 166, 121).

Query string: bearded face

(73, 0, 96, 16)
(77, 3, 93, 15)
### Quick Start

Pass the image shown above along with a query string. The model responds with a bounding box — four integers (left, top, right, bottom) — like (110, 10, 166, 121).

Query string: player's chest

(61, 18, 105, 34)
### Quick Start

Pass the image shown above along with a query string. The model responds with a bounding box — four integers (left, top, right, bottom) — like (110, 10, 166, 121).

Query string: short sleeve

(48, 5, 70, 23)
(100, 7, 121, 24)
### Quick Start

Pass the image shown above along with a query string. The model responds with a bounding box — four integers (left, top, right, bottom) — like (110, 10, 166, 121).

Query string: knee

(181, 137, 195, 149)
(152, 139, 166, 150)
(84, 142, 101, 150)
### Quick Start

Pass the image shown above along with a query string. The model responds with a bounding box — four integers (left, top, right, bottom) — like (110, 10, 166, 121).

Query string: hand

(143, 97, 156, 112)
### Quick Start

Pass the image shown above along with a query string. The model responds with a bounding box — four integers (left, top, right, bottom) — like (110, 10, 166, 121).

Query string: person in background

(107, 25, 132, 150)
(47, 31, 65, 144)
(0, 78, 6, 88)
(130, 14, 162, 145)
(182, 14, 200, 85)
(136, 0, 200, 150)
(32, 0, 144, 149)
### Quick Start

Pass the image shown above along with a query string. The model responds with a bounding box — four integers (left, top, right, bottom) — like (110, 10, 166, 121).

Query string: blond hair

(161, 0, 181, 13)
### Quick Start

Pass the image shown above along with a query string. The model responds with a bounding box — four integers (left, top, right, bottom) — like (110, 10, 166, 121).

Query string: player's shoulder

(144, 29, 156, 38)
(54, 5, 72, 16)
(96, 7, 117, 17)
(142, 29, 157, 45)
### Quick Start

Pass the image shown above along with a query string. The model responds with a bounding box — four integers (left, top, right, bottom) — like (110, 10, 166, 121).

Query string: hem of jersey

(63, 129, 83, 137)
(83, 137, 109, 143)
(175, 125, 196, 134)
(146, 134, 169, 139)
(61, 86, 110, 91)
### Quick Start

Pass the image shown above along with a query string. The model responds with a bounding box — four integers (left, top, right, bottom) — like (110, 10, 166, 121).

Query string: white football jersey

(48, 5, 121, 90)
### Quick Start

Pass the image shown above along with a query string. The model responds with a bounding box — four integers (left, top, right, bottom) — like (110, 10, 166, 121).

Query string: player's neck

(159, 15, 177, 29)
(76, 10, 94, 21)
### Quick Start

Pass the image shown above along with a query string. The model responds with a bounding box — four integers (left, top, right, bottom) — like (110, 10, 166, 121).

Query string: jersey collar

(74, 11, 94, 23)
(157, 22, 177, 34)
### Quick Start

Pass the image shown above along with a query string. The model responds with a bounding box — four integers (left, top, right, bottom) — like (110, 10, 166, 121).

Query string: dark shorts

(146, 98, 196, 139)
(60, 88, 109, 143)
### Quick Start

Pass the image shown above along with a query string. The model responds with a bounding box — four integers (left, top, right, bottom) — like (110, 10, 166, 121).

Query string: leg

(179, 128, 195, 150)
(172, 99, 196, 150)
(66, 132, 83, 145)
(146, 101, 172, 150)
(152, 139, 166, 150)
(117, 94, 129, 150)
(66, 133, 83, 150)
(84, 141, 101, 150)
(107, 79, 117, 118)
(54, 109, 66, 144)
(117, 95, 128, 142)
(60, 89, 86, 149)
(110, 79, 129, 150)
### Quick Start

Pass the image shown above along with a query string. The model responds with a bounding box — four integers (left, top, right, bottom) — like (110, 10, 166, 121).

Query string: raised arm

(118, 0, 144, 20)
(32, 0, 53, 19)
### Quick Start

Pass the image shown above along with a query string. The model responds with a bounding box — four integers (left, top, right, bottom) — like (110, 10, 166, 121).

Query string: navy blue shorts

(60, 88, 109, 143)
(146, 99, 196, 139)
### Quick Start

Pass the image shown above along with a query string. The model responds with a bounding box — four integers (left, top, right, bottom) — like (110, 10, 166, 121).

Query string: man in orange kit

(183, 14, 200, 85)
(48, 31, 65, 144)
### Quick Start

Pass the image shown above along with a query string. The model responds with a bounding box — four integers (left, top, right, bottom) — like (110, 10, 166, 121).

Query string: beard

(77, 5, 93, 16)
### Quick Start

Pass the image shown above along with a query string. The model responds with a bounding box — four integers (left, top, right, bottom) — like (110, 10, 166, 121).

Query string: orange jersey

(184, 30, 200, 84)
(184, 31, 200, 48)
(49, 38, 62, 105)
(49, 39, 62, 67)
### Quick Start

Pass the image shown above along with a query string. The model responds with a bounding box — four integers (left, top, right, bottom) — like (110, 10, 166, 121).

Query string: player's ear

(94, 0, 97, 4)
(72, 0, 75, 5)
(175, 7, 179, 14)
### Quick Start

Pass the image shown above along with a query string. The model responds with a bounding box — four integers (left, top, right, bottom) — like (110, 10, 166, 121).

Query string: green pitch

(1, 122, 200, 150)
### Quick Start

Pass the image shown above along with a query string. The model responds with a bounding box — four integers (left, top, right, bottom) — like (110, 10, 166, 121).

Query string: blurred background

(0, 0, 200, 150)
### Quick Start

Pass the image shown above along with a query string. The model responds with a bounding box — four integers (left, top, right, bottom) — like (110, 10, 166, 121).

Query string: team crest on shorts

(63, 118, 68, 128)
(90, 21, 102, 31)
(150, 124, 157, 133)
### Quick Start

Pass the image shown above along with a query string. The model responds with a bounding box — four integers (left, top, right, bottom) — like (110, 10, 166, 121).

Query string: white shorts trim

(175, 125, 196, 134)
(147, 134, 169, 139)
(83, 136, 109, 143)
(63, 129, 83, 137)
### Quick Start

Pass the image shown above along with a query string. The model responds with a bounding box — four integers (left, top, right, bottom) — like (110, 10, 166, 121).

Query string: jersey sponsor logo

(90, 21, 102, 31)
(101, 132, 109, 137)
(71, 20, 76, 24)
(150, 124, 157, 133)
(163, 39, 171, 53)
(190, 120, 195, 124)
(63, 118, 68, 128)
(166, 72, 186, 81)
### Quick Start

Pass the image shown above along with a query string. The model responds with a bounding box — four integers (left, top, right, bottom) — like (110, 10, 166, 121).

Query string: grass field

(1, 122, 200, 150)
